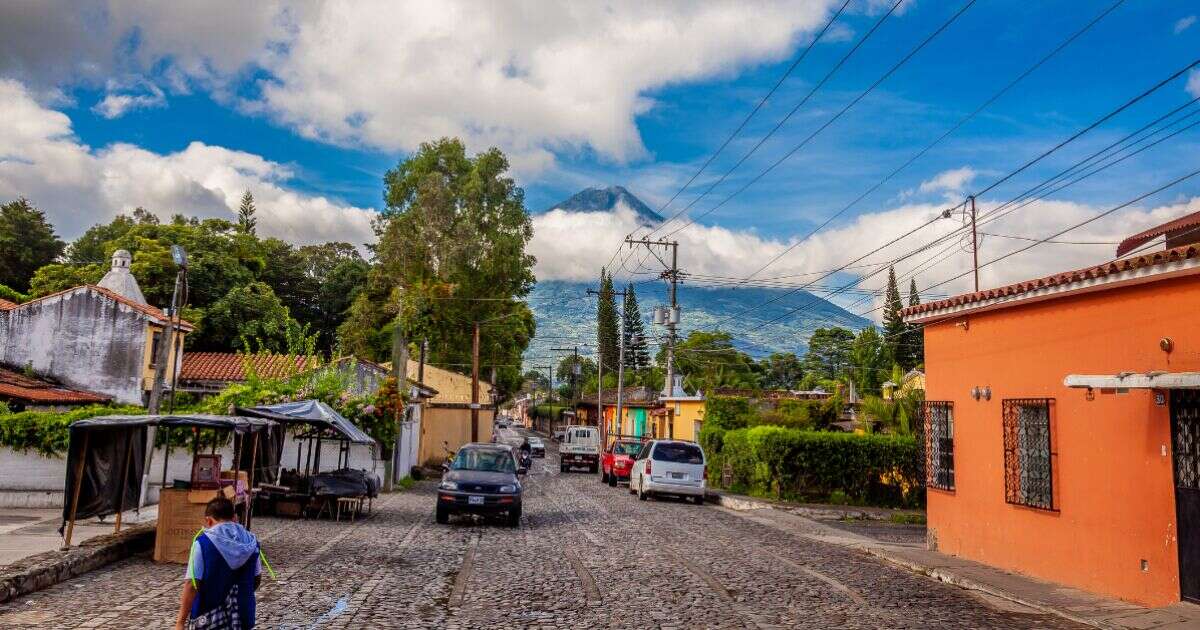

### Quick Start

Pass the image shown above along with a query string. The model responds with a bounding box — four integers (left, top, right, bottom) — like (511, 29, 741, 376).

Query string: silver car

(629, 440, 707, 504)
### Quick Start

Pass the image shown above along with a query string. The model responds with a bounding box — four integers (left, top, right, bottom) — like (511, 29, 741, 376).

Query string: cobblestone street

(0, 433, 1085, 629)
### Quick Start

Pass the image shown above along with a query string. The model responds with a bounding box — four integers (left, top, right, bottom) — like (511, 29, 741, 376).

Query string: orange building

(903, 218, 1200, 607)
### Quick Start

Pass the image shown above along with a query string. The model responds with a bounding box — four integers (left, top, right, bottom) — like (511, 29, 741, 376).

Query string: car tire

(435, 504, 449, 524)
(560, 463, 568, 473)
(637, 478, 648, 501)
(608, 473, 617, 487)
(506, 507, 521, 527)
(600, 470, 608, 483)
(691, 495, 704, 505)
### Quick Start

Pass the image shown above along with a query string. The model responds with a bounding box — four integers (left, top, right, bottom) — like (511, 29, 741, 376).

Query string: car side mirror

(441, 462, 450, 472)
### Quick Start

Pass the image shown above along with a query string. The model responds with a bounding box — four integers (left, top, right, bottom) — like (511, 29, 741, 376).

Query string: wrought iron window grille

(924, 401, 954, 491)
(1002, 398, 1056, 511)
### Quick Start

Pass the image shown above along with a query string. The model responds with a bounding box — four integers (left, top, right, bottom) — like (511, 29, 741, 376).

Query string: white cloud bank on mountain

(530, 193, 1200, 321)
(0, 0, 846, 175)
(0, 79, 375, 246)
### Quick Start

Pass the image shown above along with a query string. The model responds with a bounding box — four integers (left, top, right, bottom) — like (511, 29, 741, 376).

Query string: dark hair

(205, 497, 236, 521)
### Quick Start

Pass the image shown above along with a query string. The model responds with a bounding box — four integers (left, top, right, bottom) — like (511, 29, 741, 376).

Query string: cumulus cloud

(0, 79, 375, 246)
(530, 191, 1200, 322)
(92, 76, 166, 119)
(0, 1, 844, 175)
(1175, 15, 1196, 35)
(917, 166, 976, 197)
(1188, 70, 1200, 99)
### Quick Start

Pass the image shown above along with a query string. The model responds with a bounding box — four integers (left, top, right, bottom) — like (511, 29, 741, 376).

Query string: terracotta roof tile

(903, 244, 1200, 319)
(0, 367, 110, 404)
(1116, 209, 1200, 256)
(6, 285, 194, 331)
(0, 298, 17, 311)
(179, 352, 321, 383)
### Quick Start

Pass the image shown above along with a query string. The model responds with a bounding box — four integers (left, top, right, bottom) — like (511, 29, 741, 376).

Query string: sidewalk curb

(0, 523, 155, 605)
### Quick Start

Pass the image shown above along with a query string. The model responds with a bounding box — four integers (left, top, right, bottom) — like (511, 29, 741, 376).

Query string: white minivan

(629, 440, 707, 504)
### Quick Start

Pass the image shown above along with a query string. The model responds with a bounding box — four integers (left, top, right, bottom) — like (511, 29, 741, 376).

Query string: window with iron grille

(924, 401, 954, 491)
(1002, 398, 1055, 510)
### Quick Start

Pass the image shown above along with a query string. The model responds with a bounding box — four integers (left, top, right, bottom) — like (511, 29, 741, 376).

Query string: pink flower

(362, 404, 376, 415)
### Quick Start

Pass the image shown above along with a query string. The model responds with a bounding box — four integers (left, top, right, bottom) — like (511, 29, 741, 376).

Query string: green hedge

(0, 405, 144, 457)
(704, 425, 922, 508)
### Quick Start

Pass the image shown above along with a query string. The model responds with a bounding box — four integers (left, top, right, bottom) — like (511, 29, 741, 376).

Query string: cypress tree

(906, 279, 924, 368)
(622, 283, 649, 371)
(882, 266, 906, 366)
(596, 269, 620, 371)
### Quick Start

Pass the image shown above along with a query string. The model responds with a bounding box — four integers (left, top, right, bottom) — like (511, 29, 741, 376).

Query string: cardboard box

(154, 488, 208, 564)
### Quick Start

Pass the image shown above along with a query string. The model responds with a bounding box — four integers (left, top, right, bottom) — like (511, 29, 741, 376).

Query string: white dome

(97, 249, 146, 304)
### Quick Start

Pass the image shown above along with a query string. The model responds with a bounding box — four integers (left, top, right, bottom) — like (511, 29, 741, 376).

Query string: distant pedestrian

(175, 497, 263, 629)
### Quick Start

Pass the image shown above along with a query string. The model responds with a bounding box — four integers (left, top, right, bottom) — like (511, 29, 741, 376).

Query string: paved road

(0, 428, 1083, 629)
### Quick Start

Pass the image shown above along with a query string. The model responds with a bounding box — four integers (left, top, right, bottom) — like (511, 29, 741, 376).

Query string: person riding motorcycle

(519, 438, 532, 466)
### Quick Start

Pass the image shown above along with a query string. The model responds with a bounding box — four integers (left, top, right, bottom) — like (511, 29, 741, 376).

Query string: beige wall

(406, 360, 492, 405)
(418, 405, 495, 466)
(664, 399, 706, 442)
(141, 323, 187, 394)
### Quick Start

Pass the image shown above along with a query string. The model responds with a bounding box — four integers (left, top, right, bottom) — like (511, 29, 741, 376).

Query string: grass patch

(395, 475, 416, 491)
(888, 512, 926, 525)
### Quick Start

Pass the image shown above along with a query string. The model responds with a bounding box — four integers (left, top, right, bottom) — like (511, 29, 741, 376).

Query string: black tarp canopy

(61, 414, 275, 540)
(237, 400, 375, 445)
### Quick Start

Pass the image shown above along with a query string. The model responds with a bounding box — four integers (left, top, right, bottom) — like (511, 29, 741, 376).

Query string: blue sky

(1, 1, 1199, 301)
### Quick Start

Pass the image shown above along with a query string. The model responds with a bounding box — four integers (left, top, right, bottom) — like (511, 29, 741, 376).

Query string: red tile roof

(0, 367, 110, 404)
(5, 285, 195, 331)
(179, 352, 321, 383)
(1116, 209, 1200, 256)
(903, 244, 1200, 319)
(0, 298, 17, 311)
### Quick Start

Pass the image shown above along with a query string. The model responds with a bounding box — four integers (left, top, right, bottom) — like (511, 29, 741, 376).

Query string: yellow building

(658, 376, 705, 442)
(400, 359, 495, 465)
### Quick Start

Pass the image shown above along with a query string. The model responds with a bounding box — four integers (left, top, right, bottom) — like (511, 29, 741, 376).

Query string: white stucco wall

(0, 288, 149, 405)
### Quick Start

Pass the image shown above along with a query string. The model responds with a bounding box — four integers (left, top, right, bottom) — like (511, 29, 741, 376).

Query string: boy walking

(175, 497, 263, 629)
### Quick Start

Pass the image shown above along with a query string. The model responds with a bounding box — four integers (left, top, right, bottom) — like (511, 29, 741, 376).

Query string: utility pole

(387, 316, 409, 491)
(471, 321, 480, 443)
(626, 237, 680, 396)
(142, 246, 186, 509)
(968, 195, 980, 292)
(615, 313, 626, 439)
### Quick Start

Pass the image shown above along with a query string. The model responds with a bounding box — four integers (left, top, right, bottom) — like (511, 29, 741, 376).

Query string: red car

(600, 439, 644, 486)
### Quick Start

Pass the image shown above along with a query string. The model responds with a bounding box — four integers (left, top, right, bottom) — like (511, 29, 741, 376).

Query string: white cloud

(530, 191, 1200, 323)
(0, 79, 376, 247)
(917, 166, 976, 196)
(92, 77, 166, 119)
(1188, 70, 1200, 99)
(1175, 15, 1196, 35)
(0, 1, 845, 175)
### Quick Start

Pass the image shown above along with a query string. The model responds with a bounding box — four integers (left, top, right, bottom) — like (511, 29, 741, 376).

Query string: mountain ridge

(542, 185, 664, 226)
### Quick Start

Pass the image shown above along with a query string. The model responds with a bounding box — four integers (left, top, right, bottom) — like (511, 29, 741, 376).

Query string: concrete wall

(923, 274, 1193, 607)
(418, 406, 494, 466)
(0, 289, 149, 405)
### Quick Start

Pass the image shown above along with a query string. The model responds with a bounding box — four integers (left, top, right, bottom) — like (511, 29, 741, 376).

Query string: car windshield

(613, 442, 642, 456)
(451, 448, 516, 473)
(652, 443, 704, 464)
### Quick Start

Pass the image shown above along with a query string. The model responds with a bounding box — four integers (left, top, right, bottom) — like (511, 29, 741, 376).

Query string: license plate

(670, 472, 686, 480)
(468, 495, 484, 505)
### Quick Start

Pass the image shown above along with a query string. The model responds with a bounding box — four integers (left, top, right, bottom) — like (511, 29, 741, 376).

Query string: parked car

(601, 439, 643, 486)
(529, 437, 545, 458)
(629, 440, 706, 504)
(552, 427, 567, 441)
(437, 443, 523, 526)
(559, 425, 600, 473)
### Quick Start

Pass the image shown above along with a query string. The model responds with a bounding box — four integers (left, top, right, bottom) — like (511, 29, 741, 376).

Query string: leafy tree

(0, 198, 65, 292)
(596, 269, 619, 370)
(237, 190, 257, 235)
(881, 266, 905, 365)
(339, 138, 536, 397)
(757, 352, 804, 389)
(848, 327, 887, 395)
(622, 283, 649, 371)
(663, 330, 758, 392)
(802, 327, 854, 381)
(27, 263, 105, 297)
(905, 279, 924, 368)
(198, 282, 303, 352)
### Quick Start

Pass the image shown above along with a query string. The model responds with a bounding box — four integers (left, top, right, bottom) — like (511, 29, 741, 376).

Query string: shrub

(0, 405, 144, 457)
(706, 426, 922, 508)
(705, 396, 754, 431)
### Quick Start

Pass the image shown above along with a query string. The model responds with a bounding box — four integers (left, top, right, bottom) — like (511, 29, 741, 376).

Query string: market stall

(236, 400, 379, 520)
(60, 413, 275, 563)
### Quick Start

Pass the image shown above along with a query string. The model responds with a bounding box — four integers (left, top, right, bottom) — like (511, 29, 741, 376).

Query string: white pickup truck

(558, 425, 600, 473)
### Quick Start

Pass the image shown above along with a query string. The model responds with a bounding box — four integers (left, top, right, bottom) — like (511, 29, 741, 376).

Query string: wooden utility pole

(969, 195, 980, 292)
(471, 321, 481, 443)
(388, 316, 408, 492)
(625, 237, 679, 396)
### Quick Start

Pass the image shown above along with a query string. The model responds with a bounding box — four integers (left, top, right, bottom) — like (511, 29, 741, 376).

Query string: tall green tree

(0, 198, 65, 293)
(596, 268, 619, 370)
(881, 266, 906, 365)
(237, 190, 258, 235)
(200, 281, 303, 352)
(906, 279, 924, 368)
(339, 138, 536, 397)
(758, 352, 804, 389)
(849, 327, 887, 395)
(622, 283, 649, 371)
(802, 327, 855, 381)
(663, 330, 758, 392)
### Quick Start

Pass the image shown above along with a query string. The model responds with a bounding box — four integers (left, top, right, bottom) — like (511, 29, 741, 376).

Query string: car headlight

(439, 481, 458, 491)
(499, 485, 517, 493)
